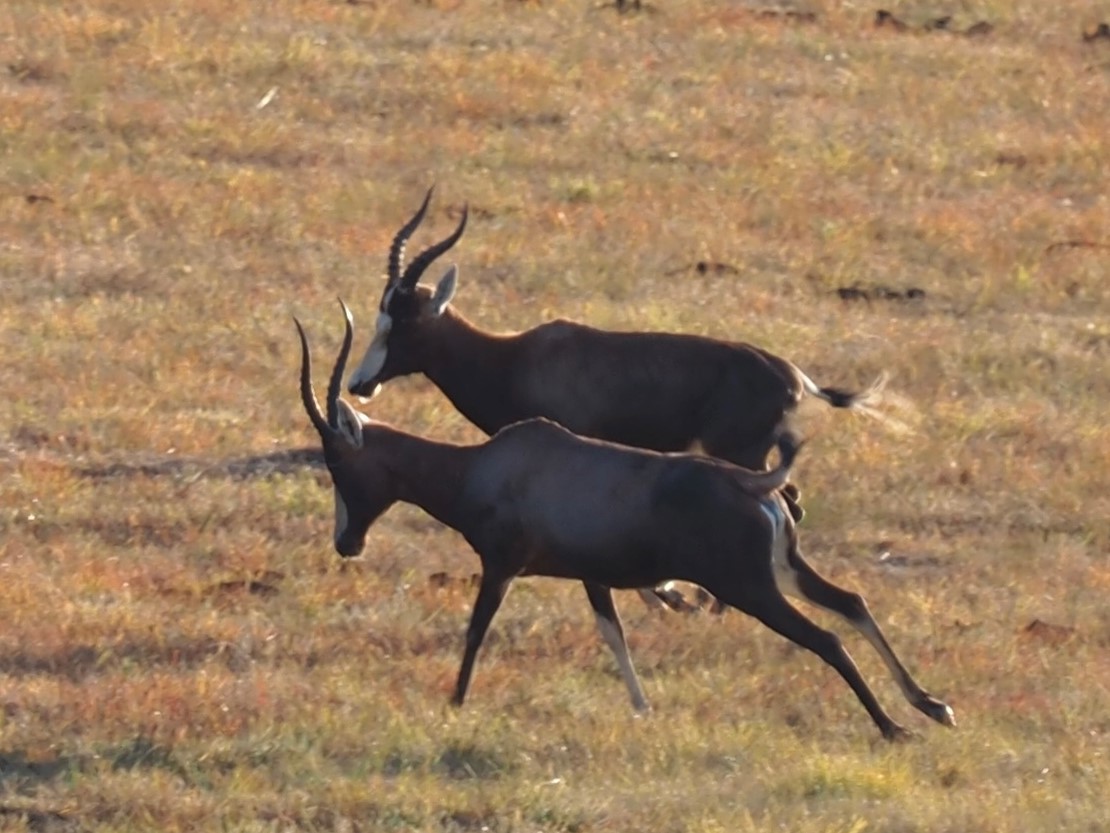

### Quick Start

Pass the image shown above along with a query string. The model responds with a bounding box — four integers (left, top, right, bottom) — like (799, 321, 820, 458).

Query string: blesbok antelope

(300, 301, 955, 741)
(346, 188, 887, 611)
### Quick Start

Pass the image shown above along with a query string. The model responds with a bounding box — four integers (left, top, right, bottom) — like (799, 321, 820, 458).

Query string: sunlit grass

(1, 0, 1108, 830)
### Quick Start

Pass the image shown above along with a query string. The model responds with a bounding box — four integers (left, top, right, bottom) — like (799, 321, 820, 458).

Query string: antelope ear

(431, 265, 458, 316)
(335, 399, 366, 448)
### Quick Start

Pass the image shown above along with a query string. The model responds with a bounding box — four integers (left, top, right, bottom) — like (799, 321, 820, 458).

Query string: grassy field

(2, 0, 1109, 830)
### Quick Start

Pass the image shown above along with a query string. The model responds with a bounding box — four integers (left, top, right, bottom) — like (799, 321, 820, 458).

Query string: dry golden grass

(2, 0, 1108, 830)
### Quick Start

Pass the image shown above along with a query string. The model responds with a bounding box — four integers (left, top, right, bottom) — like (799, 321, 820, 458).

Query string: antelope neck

(381, 428, 476, 531)
(422, 310, 523, 436)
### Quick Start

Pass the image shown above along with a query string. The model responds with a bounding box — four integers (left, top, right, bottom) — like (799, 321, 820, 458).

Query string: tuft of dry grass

(2, 0, 1108, 830)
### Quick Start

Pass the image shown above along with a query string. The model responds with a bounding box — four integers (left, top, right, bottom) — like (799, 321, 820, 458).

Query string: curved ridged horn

(295, 317, 331, 439)
(388, 186, 435, 287)
(399, 204, 468, 291)
(326, 299, 355, 428)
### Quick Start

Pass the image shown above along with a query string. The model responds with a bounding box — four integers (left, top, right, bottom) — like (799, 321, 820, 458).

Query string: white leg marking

(636, 587, 667, 611)
(636, 582, 697, 613)
(594, 614, 649, 712)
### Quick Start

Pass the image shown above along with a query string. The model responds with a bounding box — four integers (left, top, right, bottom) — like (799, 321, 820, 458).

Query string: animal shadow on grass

(0, 752, 80, 831)
(0, 737, 198, 831)
(74, 447, 323, 482)
(0, 635, 247, 684)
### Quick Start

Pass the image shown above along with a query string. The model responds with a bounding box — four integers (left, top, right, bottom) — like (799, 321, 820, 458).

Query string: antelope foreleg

(453, 576, 509, 706)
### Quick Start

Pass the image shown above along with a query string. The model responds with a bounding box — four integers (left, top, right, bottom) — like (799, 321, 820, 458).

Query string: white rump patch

(758, 497, 797, 597)
(347, 311, 392, 397)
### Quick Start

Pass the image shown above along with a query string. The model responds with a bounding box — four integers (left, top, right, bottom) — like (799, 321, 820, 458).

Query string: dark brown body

(347, 190, 882, 473)
(383, 313, 816, 469)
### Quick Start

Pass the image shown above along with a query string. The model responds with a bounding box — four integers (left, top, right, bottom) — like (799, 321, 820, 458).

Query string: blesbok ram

(348, 188, 887, 463)
(299, 301, 955, 741)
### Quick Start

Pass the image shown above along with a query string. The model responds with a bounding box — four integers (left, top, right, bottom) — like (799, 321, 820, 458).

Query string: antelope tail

(796, 368, 910, 432)
(797, 368, 887, 410)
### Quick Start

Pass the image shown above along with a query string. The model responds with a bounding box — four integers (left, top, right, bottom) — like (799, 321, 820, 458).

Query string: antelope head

(297, 300, 396, 557)
(347, 187, 468, 399)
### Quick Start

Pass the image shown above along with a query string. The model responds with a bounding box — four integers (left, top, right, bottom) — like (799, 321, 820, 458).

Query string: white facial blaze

(759, 498, 797, 598)
(334, 489, 350, 548)
(348, 311, 392, 398)
(381, 285, 396, 312)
